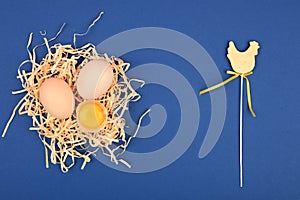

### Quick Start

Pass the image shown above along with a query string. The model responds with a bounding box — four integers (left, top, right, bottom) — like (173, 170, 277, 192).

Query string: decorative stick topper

(227, 41, 259, 74)
(200, 41, 260, 187)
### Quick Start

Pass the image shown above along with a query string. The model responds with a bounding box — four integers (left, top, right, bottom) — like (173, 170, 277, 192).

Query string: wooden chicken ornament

(200, 41, 260, 187)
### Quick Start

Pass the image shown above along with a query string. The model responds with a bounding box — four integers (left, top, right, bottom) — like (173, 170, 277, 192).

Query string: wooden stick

(239, 76, 244, 187)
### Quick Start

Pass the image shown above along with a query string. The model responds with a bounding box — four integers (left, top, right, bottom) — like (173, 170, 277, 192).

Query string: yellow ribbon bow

(200, 70, 256, 117)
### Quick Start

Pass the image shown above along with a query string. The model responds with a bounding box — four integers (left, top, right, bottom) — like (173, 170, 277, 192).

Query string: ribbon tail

(200, 74, 239, 95)
(245, 77, 256, 117)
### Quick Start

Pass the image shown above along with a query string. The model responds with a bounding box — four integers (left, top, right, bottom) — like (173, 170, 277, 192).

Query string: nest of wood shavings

(2, 33, 149, 173)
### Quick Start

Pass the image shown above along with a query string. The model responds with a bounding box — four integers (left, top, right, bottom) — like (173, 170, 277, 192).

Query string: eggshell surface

(76, 59, 114, 99)
(39, 78, 75, 119)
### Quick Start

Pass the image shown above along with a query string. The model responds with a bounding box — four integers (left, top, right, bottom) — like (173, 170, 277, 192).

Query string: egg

(76, 100, 107, 132)
(39, 78, 75, 119)
(76, 59, 114, 100)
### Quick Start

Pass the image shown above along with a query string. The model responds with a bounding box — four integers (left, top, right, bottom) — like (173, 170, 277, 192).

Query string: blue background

(0, 0, 299, 199)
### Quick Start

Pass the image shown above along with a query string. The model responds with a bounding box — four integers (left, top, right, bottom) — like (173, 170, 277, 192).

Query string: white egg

(76, 59, 114, 99)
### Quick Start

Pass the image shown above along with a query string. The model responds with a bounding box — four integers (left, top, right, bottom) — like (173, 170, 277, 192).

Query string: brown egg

(39, 78, 75, 119)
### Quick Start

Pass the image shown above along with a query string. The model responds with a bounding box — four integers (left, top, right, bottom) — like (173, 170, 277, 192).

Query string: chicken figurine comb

(200, 41, 260, 187)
